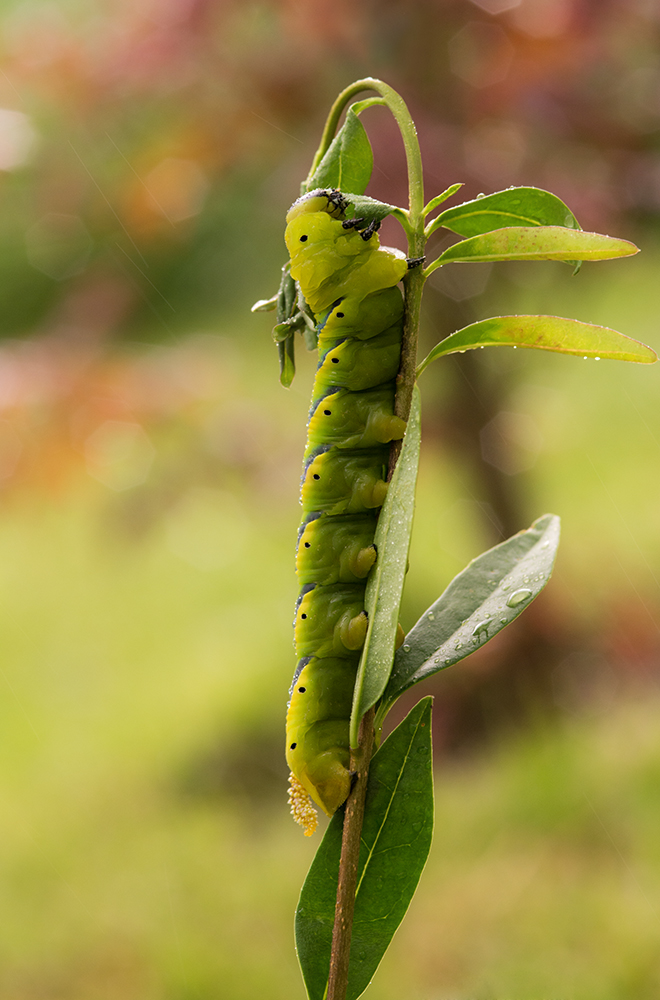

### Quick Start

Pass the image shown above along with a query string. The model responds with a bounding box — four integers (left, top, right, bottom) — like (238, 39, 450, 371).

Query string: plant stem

(322, 80, 426, 1000)
(326, 706, 375, 1000)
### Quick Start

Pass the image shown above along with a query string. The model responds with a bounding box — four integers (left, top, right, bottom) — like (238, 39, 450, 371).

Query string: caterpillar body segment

(305, 387, 406, 458)
(284, 189, 406, 825)
(286, 656, 359, 817)
(314, 322, 403, 393)
(301, 447, 389, 515)
(318, 286, 403, 341)
(296, 513, 378, 586)
(294, 584, 369, 658)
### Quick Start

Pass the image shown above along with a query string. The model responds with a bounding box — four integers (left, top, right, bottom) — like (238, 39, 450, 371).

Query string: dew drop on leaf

(506, 588, 533, 607)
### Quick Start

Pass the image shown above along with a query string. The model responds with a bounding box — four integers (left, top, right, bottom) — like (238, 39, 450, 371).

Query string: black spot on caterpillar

(284, 189, 407, 823)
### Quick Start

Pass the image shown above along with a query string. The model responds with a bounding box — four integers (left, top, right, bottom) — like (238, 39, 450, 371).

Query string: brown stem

(326, 707, 375, 1000)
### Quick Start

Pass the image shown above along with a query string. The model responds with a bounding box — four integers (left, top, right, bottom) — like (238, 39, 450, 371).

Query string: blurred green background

(1, 0, 660, 997)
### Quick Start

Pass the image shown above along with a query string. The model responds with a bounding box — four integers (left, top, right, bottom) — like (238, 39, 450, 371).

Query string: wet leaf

(416, 314, 657, 375)
(382, 515, 560, 709)
(429, 186, 579, 238)
(427, 226, 638, 272)
(350, 387, 421, 747)
(295, 698, 434, 1000)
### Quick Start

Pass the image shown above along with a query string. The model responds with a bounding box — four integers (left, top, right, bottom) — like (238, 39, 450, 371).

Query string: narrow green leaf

(251, 294, 278, 313)
(344, 194, 399, 225)
(426, 226, 638, 273)
(350, 387, 422, 747)
(278, 334, 295, 388)
(309, 107, 373, 195)
(277, 263, 297, 321)
(295, 698, 434, 1000)
(422, 182, 464, 219)
(428, 186, 579, 239)
(382, 515, 560, 710)
(417, 314, 657, 375)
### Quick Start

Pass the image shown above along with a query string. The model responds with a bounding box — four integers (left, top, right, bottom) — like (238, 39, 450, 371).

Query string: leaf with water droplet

(295, 698, 434, 1000)
(506, 588, 533, 607)
(351, 388, 421, 746)
(417, 314, 656, 375)
(379, 514, 561, 714)
(426, 185, 581, 241)
(472, 620, 491, 640)
(426, 226, 638, 277)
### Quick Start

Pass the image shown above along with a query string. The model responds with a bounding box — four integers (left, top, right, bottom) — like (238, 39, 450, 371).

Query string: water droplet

(476, 192, 485, 199)
(513, 345, 517, 349)
(472, 620, 490, 639)
(595, 356, 600, 361)
(583, 355, 588, 360)
(454, 641, 462, 649)
(501, 583, 510, 591)
(433, 657, 439, 664)
(428, 612, 435, 620)
(500, 618, 507, 624)
(403, 644, 410, 651)
(507, 588, 533, 607)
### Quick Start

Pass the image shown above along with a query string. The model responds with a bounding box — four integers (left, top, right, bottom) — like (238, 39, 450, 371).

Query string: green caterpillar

(284, 189, 408, 834)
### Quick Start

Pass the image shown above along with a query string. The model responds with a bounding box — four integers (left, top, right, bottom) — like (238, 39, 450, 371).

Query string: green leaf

(278, 334, 295, 388)
(423, 182, 464, 218)
(416, 314, 657, 375)
(344, 194, 399, 224)
(428, 186, 580, 239)
(381, 515, 560, 711)
(426, 226, 638, 273)
(276, 263, 297, 321)
(295, 697, 434, 1000)
(350, 387, 421, 747)
(309, 107, 373, 195)
(250, 294, 277, 313)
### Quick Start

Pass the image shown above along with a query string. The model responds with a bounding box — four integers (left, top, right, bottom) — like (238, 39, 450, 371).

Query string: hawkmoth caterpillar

(284, 188, 409, 834)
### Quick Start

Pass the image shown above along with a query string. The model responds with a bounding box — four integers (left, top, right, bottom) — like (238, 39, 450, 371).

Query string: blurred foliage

(0, 479, 659, 997)
(0, 0, 659, 995)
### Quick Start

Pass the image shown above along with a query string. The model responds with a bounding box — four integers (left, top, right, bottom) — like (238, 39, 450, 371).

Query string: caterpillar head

(286, 188, 349, 223)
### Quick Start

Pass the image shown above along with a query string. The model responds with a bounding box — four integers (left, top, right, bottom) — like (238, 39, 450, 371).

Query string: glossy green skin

(319, 286, 403, 341)
(286, 657, 358, 817)
(296, 514, 377, 586)
(294, 584, 368, 658)
(285, 206, 407, 314)
(301, 448, 389, 515)
(313, 322, 402, 395)
(305, 387, 406, 459)
(284, 190, 406, 817)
